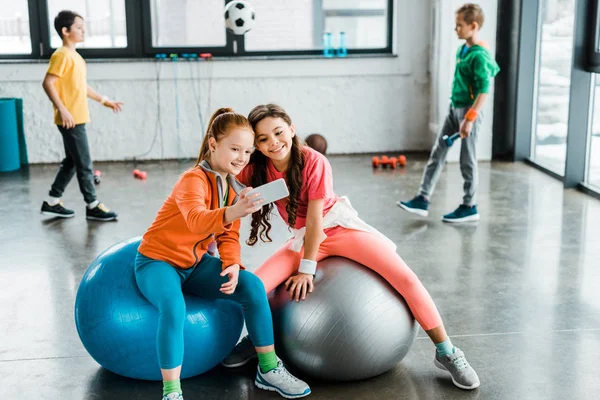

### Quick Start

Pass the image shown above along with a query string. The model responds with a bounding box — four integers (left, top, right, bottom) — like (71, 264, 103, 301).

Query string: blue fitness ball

(74, 237, 244, 381)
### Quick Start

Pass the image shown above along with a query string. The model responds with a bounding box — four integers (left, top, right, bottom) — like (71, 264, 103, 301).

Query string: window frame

(512, 0, 600, 199)
(0, 0, 42, 59)
(585, 0, 600, 72)
(236, 0, 394, 57)
(139, 0, 235, 58)
(0, 0, 394, 60)
(36, 0, 142, 59)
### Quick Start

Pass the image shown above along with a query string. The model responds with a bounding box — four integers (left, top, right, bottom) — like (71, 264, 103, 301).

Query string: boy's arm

(470, 93, 488, 113)
(459, 52, 499, 138)
(42, 73, 75, 129)
(87, 84, 124, 113)
(459, 93, 487, 138)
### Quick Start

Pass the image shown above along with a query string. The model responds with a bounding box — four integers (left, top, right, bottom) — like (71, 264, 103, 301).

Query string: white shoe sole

(221, 354, 257, 368)
(397, 201, 429, 217)
(86, 216, 118, 221)
(434, 358, 480, 390)
(441, 214, 480, 223)
(41, 211, 74, 218)
(255, 380, 311, 399)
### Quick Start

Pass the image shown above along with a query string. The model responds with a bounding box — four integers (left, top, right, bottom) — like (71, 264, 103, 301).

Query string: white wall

(0, 0, 498, 165)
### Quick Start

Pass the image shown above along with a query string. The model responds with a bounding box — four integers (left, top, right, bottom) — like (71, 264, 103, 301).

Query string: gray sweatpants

(418, 106, 482, 206)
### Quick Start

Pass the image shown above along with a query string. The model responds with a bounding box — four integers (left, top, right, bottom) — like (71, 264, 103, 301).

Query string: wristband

(298, 259, 317, 275)
(465, 108, 478, 122)
(100, 95, 109, 105)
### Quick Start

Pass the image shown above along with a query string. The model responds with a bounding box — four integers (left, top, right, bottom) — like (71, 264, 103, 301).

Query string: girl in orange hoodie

(136, 108, 311, 400)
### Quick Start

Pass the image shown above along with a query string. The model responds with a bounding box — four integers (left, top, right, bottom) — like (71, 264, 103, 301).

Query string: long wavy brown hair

(246, 104, 304, 245)
(195, 107, 253, 166)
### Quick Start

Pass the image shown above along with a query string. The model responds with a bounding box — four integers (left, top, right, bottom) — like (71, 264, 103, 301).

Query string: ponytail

(196, 107, 252, 166)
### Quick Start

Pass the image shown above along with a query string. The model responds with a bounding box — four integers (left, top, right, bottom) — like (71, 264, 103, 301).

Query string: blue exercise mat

(0, 97, 27, 165)
(0, 99, 20, 172)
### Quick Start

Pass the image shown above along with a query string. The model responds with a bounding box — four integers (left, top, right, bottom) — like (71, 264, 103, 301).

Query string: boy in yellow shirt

(41, 10, 123, 221)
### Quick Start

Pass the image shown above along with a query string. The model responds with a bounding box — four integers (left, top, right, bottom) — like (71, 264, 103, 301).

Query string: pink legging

(254, 226, 443, 331)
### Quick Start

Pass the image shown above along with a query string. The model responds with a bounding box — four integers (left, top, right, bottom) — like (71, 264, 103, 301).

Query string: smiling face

(63, 16, 85, 44)
(455, 13, 477, 41)
(209, 127, 255, 176)
(254, 117, 296, 170)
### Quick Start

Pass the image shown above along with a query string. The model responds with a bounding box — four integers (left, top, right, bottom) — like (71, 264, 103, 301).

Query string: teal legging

(134, 252, 274, 370)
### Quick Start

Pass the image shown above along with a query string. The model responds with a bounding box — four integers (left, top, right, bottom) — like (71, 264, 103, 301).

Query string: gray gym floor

(1, 154, 599, 400)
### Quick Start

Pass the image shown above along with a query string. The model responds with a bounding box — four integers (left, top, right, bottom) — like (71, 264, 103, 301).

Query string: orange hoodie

(138, 161, 246, 270)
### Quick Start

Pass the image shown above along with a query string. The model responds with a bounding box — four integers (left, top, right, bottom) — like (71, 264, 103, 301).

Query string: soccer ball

(224, 1, 256, 35)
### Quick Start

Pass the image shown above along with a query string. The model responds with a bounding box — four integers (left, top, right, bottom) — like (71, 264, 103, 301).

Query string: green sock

(163, 379, 182, 396)
(257, 350, 278, 373)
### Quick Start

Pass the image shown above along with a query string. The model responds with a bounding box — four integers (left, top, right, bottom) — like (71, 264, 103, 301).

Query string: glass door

(586, 74, 600, 189)
(531, 0, 576, 175)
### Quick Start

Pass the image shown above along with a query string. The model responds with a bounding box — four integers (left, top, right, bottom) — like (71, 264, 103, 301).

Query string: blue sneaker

(442, 205, 480, 223)
(397, 195, 429, 217)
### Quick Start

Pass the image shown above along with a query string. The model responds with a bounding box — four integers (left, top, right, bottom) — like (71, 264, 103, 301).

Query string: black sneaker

(221, 335, 257, 368)
(41, 201, 75, 218)
(86, 203, 118, 221)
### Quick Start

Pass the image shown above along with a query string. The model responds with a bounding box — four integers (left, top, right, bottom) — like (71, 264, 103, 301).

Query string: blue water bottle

(337, 31, 348, 57)
(322, 32, 334, 58)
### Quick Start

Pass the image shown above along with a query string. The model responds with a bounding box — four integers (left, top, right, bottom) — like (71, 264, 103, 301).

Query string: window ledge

(0, 52, 396, 64)
(0, 52, 409, 82)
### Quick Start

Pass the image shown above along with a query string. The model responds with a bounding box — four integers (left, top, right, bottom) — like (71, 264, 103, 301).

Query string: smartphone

(246, 178, 289, 205)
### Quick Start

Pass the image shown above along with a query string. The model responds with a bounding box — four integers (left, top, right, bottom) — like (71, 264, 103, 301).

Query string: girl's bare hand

(285, 273, 314, 302)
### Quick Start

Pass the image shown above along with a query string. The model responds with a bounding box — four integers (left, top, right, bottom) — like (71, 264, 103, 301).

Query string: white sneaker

(162, 393, 183, 400)
(255, 360, 311, 398)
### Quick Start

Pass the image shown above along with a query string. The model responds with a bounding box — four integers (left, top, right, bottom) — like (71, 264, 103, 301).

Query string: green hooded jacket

(451, 43, 500, 108)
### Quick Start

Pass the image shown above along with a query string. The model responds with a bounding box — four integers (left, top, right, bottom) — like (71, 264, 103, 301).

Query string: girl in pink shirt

(224, 104, 479, 390)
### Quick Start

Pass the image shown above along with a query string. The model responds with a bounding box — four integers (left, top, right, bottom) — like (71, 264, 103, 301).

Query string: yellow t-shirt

(47, 47, 90, 125)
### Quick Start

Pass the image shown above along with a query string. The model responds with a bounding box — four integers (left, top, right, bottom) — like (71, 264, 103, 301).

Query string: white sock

(87, 200, 99, 209)
(47, 196, 61, 206)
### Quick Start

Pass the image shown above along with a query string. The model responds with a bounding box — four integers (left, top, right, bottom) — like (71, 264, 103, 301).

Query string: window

(322, 0, 388, 49)
(532, 0, 576, 176)
(243, 0, 391, 53)
(587, 75, 600, 188)
(244, 0, 316, 51)
(46, 0, 127, 49)
(0, 0, 32, 54)
(0, 0, 393, 58)
(150, 0, 226, 47)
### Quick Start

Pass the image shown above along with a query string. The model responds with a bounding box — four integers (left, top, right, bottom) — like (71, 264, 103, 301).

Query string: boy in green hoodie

(399, 3, 500, 223)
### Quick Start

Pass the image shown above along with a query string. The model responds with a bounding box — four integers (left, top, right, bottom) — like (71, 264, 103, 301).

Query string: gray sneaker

(221, 335, 257, 368)
(255, 359, 311, 399)
(434, 348, 480, 389)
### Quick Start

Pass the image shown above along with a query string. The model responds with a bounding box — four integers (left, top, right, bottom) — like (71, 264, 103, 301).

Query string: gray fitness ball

(270, 257, 419, 381)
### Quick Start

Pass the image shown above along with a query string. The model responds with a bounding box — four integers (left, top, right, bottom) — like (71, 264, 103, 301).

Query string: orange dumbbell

(398, 155, 407, 167)
(372, 155, 398, 169)
(133, 169, 147, 180)
(372, 156, 380, 168)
